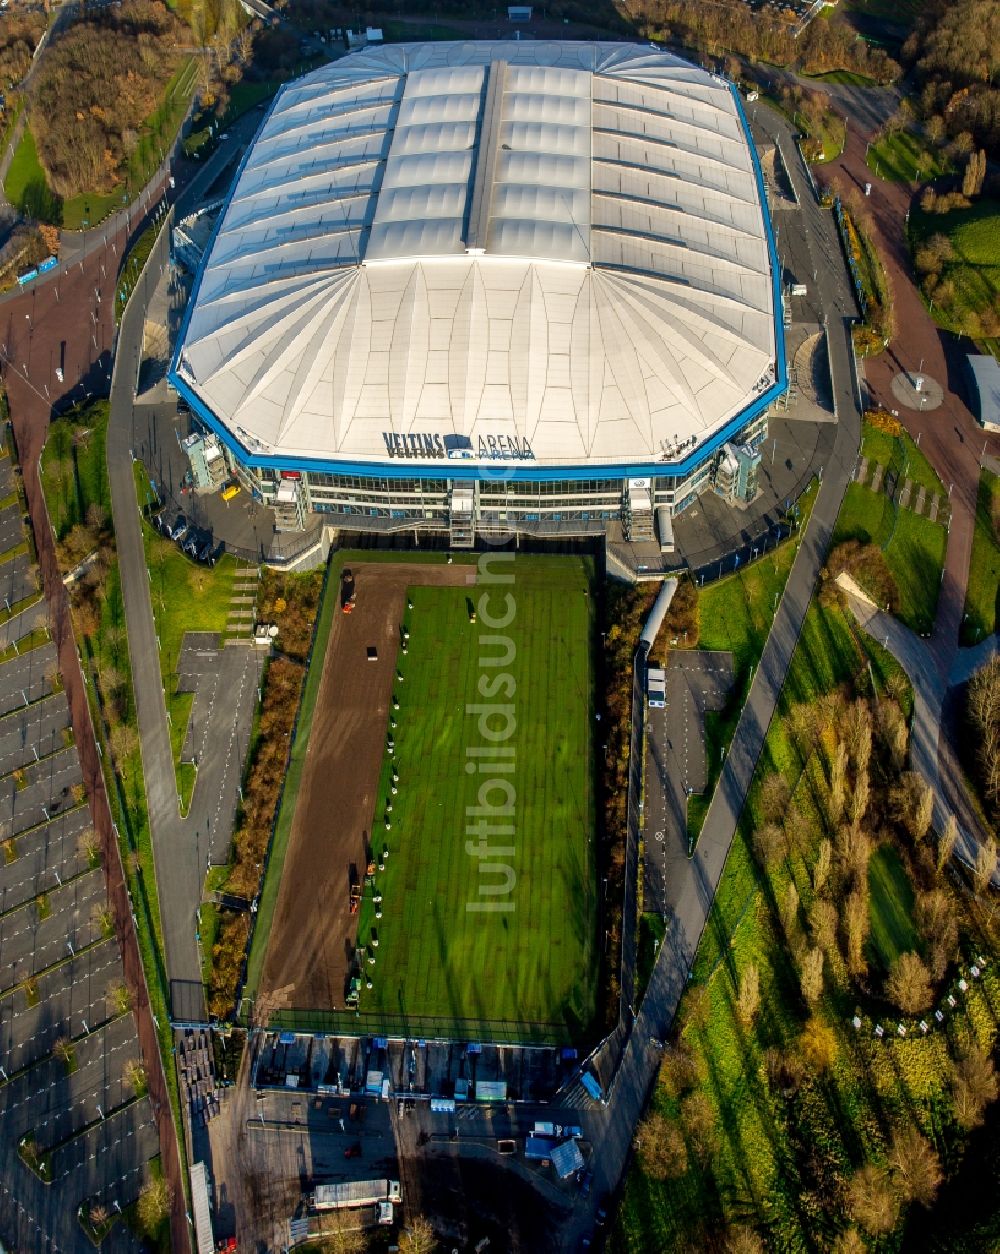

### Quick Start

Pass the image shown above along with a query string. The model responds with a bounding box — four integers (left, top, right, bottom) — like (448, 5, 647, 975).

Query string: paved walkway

(841, 576, 999, 881)
(561, 100, 863, 1247)
(821, 125, 1000, 685)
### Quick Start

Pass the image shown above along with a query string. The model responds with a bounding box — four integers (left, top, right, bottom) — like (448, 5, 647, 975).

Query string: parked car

(595, 1195, 609, 1226)
(168, 514, 189, 542)
(197, 539, 215, 566)
(578, 1168, 593, 1196)
(344, 1141, 362, 1159)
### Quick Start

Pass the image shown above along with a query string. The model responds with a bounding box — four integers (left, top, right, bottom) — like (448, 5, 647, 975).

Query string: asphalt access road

(560, 100, 863, 1249)
(643, 652, 735, 916)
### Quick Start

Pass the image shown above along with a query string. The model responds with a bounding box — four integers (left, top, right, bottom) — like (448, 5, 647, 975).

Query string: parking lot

(0, 452, 157, 1252)
(643, 651, 735, 915)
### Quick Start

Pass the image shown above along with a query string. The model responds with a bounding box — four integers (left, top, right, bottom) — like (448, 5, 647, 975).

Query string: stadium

(169, 40, 786, 549)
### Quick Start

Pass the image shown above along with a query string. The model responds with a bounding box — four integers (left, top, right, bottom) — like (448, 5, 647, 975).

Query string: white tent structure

(174, 41, 778, 474)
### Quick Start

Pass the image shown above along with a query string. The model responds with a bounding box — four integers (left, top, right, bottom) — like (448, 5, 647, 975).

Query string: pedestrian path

(854, 454, 950, 526)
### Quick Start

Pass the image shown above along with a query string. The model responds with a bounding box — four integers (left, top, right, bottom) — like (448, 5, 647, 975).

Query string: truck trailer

(313, 1179, 401, 1212)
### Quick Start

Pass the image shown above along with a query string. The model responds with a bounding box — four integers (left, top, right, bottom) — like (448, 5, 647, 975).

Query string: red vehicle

(344, 1141, 363, 1159)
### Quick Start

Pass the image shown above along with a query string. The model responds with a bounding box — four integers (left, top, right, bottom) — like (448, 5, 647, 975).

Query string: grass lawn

(867, 128, 953, 184)
(352, 560, 597, 1038)
(7, 55, 196, 230)
(833, 483, 946, 635)
(861, 421, 946, 500)
(684, 480, 818, 844)
(222, 80, 279, 124)
(636, 914, 667, 1006)
(612, 476, 1000, 1252)
(805, 68, 877, 87)
(243, 550, 482, 1006)
(961, 470, 1000, 644)
(866, 843, 920, 975)
(4, 126, 61, 224)
(39, 402, 111, 539)
(910, 200, 1000, 345)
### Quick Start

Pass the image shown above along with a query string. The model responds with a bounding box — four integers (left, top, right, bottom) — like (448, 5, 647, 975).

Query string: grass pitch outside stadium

(251, 553, 599, 1043)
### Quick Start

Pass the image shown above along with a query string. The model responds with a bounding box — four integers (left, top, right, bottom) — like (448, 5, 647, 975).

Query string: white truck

(313, 1179, 401, 1212)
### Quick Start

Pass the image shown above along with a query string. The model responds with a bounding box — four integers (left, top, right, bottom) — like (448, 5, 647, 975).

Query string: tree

(831, 1229, 867, 1254)
(973, 836, 998, 894)
(736, 964, 761, 1028)
(952, 1046, 998, 1130)
(760, 772, 791, 824)
(892, 772, 934, 843)
(916, 889, 958, 981)
(846, 1163, 900, 1235)
(937, 813, 958, 875)
(844, 888, 869, 977)
(635, 1111, 688, 1180)
(886, 952, 934, 1014)
(809, 898, 839, 958)
(782, 881, 800, 938)
(322, 1212, 367, 1254)
(813, 838, 832, 893)
(680, 1091, 719, 1163)
(137, 1177, 172, 1236)
(399, 1216, 436, 1254)
(725, 1227, 765, 1254)
(800, 946, 824, 1006)
(752, 821, 786, 870)
(968, 658, 1000, 809)
(828, 741, 848, 826)
(889, 1125, 942, 1207)
(800, 1015, 838, 1073)
(847, 767, 870, 830)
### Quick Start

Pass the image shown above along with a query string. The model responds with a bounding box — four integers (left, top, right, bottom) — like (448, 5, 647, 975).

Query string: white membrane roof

(175, 41, 778, 468)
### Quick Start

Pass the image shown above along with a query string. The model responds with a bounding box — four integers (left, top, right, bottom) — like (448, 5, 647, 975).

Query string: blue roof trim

(169, 55, 787, 486)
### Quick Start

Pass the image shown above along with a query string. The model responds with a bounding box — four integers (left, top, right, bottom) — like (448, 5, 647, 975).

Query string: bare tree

(892, 773, 934, 843)
(809, 898, 839, 958)
(831, 1228, 867, 1254)
(800, 947, 824, 1006)
(936, 813, 958, 876)
(889, 1125, 942, 1207)
(846, 1163, 900, 1235)
(973, 836, 998, 894)
(781, 882, 802, 947)
(752, 821, 786, 870)
(399, 1216, 437, 1254)
(886, 952, 934, 1014)
(828, 741, 848, 826)
(844, 888, 869, 977)
(634, 1111, 688, 1180)
(952, 1046, 998, 1130)
(680, 1091, 719, 1164)
(847, 766, 870, 830)
(725, 1227, 765, 1254)
(916, 889, 958, 981)
(760, 771, 791, 824)
(736, 963, 761, 1028)
(968, 658, 1000, 806)
(813, 838, 832, 893)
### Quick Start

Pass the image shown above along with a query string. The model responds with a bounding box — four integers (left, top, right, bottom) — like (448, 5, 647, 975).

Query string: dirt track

(261, 562, 476, 1012)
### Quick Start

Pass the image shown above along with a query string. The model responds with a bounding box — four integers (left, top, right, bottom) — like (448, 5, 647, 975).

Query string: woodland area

(27, 1, 186, 198)
(634, 0, 900, 84)
(0, 10, 46, 88)
(905, 0, 1000, 155)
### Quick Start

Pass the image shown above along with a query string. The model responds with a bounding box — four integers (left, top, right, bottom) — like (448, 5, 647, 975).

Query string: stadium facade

(169, 41, 786, 547)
